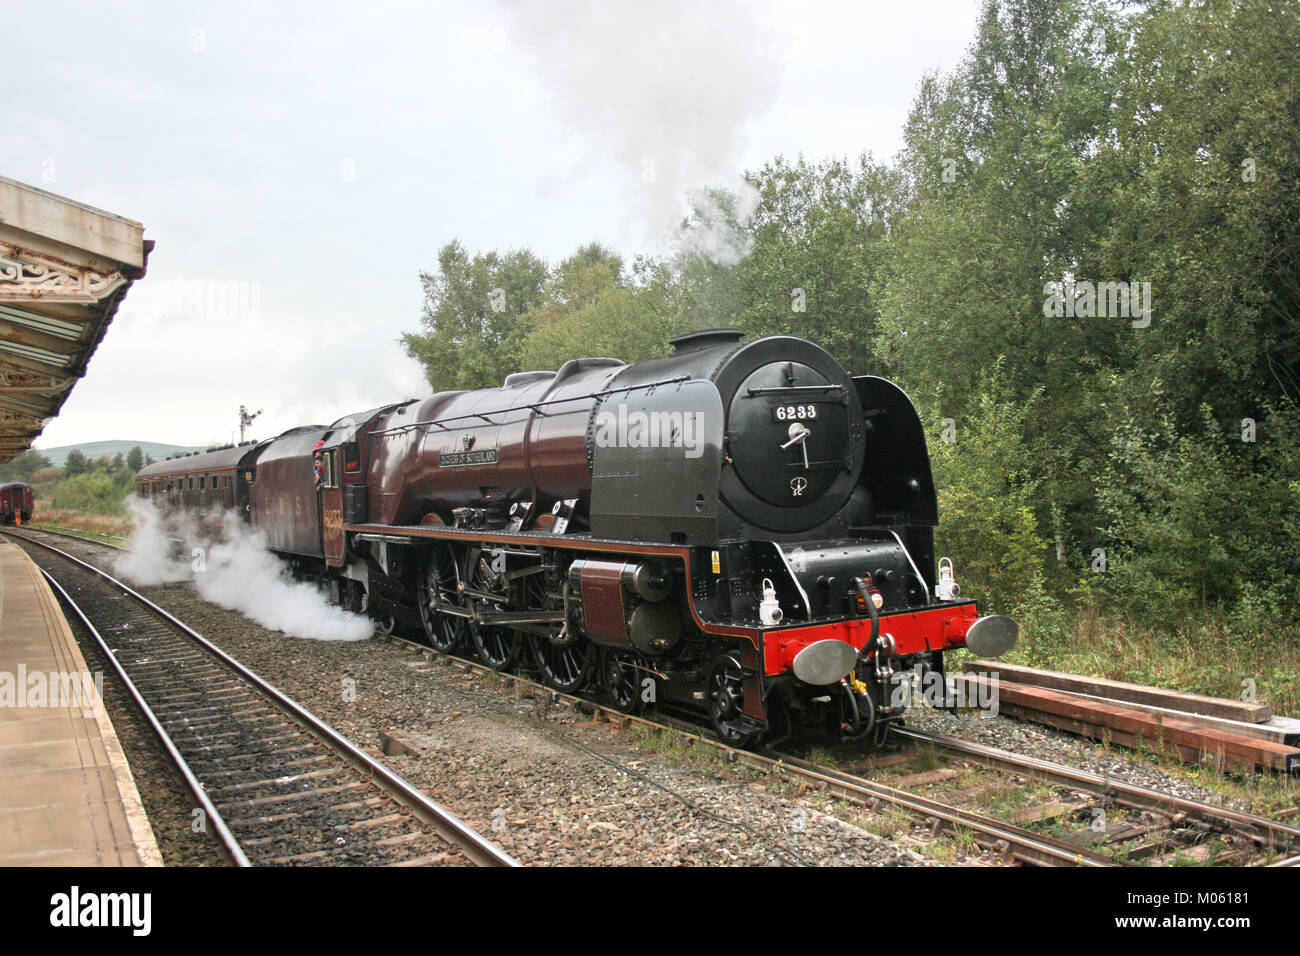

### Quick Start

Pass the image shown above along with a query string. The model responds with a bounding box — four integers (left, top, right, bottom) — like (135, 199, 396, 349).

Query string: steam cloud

(677, 183, 762, 268)
(501, 0, 782, 263)
(115, 499, 373, 642)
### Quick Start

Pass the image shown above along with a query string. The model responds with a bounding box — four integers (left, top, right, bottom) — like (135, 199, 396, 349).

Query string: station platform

(0, 539, 161, 865)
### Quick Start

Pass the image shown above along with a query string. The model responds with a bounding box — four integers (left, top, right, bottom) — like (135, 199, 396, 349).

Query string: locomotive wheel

(473, 626, 518, 670)
(468, 556, 518, 670)
(521, 574, 594, 691)
(418, 547, 465, 653)
(599, 648, 646, 714)
(531, 636, 596, 693)
(707, 656, 762, 748)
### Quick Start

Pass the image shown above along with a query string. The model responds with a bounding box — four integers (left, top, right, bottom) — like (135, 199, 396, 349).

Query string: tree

(126, 446, 144, 473)
(513, 238, 693, 370)
(63, 449, 89, 478)
(0, 449, 50, 482)
(401, 240, 548, 390)
(50, 471, 134, 516)
(875, 0, 1126, 574)
(1086, 0, 1300, 430)
(734, 156, 900, 377)
(515, 242, 626, 340)
(518, 284, 681, 371)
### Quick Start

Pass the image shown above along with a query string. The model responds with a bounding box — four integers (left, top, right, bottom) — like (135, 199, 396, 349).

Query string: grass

(947, 824, 979, 857)
(627, 724, 713, 765)
(29, 509, 132, 543)
(860, 805, 913, 840)
(1104, 734, 1299, 818)
(913, 743, 943, 773)
(946, 602, 1300, 815)
(973, 605, 1300, 717)
(806, 745, 841, 769)
(918, 824, 982, 864)
(981, 780, 1031, 820)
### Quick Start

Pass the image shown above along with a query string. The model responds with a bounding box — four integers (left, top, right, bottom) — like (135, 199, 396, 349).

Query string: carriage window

(199, 476, 206, 489)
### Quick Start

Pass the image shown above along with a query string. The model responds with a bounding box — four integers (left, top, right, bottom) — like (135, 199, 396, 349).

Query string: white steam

(501, 0, 783, 260)
(115, 499, 373, 642)
(677, 183, 762, 268)
(114, 498, 195, 586)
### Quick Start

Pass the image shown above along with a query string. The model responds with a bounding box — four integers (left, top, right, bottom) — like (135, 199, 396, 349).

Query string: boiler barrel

(366, 360, 625, 525)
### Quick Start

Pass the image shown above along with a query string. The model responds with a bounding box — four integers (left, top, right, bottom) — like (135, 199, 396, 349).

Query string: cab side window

(343, 441, 361, 474)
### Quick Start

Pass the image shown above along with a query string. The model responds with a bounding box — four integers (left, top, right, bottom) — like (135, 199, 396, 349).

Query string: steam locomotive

(136, 330, 1016, 746)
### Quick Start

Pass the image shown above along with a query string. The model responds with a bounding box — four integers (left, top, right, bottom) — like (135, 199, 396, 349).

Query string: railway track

(27, 524, 1300, 866)
(373, 635, 1300, 866)
(372, 633, 1112, 866)
(7, 529, 517, 868)
(890, 727, 1300, 866)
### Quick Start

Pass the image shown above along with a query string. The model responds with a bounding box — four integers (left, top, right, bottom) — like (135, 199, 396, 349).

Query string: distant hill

(34, 440, 206, 467)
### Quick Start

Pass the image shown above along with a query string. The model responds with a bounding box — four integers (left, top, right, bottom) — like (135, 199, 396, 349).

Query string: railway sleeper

(215, 780, 368, 811)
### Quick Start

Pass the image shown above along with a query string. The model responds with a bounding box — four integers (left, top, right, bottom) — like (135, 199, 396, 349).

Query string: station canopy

(0, 175, 151, 462)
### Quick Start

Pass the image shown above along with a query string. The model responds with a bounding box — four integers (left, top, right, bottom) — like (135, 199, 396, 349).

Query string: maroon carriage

(0, 482, 34, 525)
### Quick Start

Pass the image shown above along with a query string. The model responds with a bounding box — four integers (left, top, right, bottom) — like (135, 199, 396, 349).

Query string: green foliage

(50, 471, 134, 516)
(1100, 401, 1300, 632)
(63, 448, 89, 478)
(0, 449, 51, 482)
(48, 443, 144, 517)
(734, 156, 899, 376)
(518, 285, 679, 370)
(401, 240, 549, 390)
(1088, 0, 1300, 431)
(514, 242, 666, 368)
(929, 366, 1067, 644)
(879, 0, 1300, 639)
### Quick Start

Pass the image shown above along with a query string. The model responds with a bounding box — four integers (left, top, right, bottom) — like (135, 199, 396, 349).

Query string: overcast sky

(3, 0, 983, 449)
